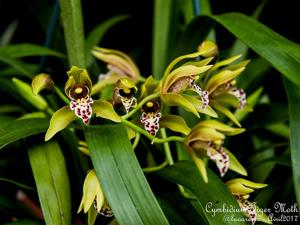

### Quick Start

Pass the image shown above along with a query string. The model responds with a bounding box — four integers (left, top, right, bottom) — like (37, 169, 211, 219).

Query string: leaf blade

(0, 118, 48, 150)
(210, 12, 300, 85)
(28, 141, 71, 225)
(59, 0, 85, 67)
(284, 79, 300, 208)
(85, 124, 169, 225)
(156, 161, 246, 225)
(152, 0, 173, 78)
(0, 44, 65, 58)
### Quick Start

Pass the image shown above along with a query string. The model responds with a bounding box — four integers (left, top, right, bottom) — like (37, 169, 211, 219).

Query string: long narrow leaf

(28, 142, 71, 225)
(59, 0, 85, 67)
(0, 44, 65, 58)
(0, 118, 48, 150)
(152, 0, 172, 78)
(0, 53, 33, 77)
(284, 79, 300, 208)
(157, 161, 246, 225)
(85, 124, 169, 225)
(209, 13, 300, 85)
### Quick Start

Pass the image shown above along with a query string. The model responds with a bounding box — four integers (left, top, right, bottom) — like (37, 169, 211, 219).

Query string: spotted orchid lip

(187, 77, 209, 109)
(140, 100, 161, 136)
(206, 143, 229, 177)
(140, 111, 161, 136)
(228, 87, 246, 109)
(70, 94, 94, 125)
(236, 195, 256, 225)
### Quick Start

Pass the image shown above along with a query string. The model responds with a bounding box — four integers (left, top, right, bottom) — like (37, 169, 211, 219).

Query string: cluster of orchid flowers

(31, 41, 271, 224)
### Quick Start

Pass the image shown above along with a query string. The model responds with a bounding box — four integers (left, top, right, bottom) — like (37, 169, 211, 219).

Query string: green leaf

(59, 0, 85, 67)
(209, 13, 300, 85)
(85, 124, 169, 225)
(0, 53, 33, 77)
(0, 177, 34, 191)
(28, 142, 71, 225)
(156, 161, 246, 225)
(157, 192, 206, 225)
(85, 14, 130, 67)
(160, 115, 191, 135)
(284, 79, 300, 208)
(0, 44, 65, 58)
(152, 0, 173, 78)
(92, 100, 121, 122)
(45, 106, 77, 141)
(229, 0, 268, 58)
(0, 118, 48, 150)
(0, 63, 37, 78)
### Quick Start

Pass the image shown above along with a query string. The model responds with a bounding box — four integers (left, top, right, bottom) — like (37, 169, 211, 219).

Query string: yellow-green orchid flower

(203, 53, 250, 126)
(78, 170, 113, 217)
(226, 178, 271, 225)
(185, 120, 247, 182)
(160, 48, 215, 118)
(43, 66, 121, 141)
(65, 66, 94, 125)
(113, 78, 138, 113)
(92, 47, 141, 94)
(140, 100, 162, 136)
(138, 76, 162, 136)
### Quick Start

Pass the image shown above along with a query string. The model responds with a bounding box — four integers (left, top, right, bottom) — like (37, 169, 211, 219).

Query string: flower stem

(132, 132, 140, 150)
(121, 92, 160, 120)
(120, 118, 185, 144)
(54, 86, 70, 104)
(160, 128, 174, 165)
(143, 160, 169, 173)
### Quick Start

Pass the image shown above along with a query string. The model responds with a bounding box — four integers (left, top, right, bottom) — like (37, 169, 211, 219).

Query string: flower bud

(31, 73, 54, 95)
(197, 40, 219, 58)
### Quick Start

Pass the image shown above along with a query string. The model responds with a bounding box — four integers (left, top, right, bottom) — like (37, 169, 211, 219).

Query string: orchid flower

(43, 66, 121, 141)
(78, 170, 113, 217)
(185, 120, 247, 182)
(226, 178, 271, 225)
